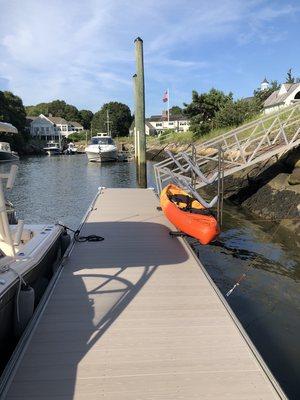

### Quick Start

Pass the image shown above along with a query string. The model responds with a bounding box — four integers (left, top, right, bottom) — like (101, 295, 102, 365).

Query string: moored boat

(43, 141, 61, 156)
(160, 183, 219, 245)
(0, 165, 70, 374)
(64, 142, 78, 155)
(0, 142, 19, 162)
(85, 133, 118, 162)
(0, 122, 20, 162)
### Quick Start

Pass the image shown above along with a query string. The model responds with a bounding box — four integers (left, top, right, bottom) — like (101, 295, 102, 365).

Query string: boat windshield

(45, 143, 59, 148)
(90, 137, 114, 145)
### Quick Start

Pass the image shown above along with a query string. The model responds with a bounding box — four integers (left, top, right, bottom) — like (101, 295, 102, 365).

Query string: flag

(162, 90, 168, 103)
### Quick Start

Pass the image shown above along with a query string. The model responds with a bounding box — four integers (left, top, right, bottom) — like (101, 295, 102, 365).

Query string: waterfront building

(130, 113, 190, 136)
(27, 114, 84, 139)
(264, 82, 300, 114)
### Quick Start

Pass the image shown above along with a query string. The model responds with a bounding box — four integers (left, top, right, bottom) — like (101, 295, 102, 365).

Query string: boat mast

(105, 110, 111, 136)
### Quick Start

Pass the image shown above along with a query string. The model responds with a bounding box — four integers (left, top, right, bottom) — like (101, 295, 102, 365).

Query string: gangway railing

(154, 103, 300, 195)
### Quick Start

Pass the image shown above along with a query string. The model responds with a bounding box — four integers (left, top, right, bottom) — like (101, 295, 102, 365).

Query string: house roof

(46, 116, 68, 125)
(264, 83, 300, 108)
(262, 77, 269, 84)
(68, 121, 83, 128)
(148, 114, 188, 122)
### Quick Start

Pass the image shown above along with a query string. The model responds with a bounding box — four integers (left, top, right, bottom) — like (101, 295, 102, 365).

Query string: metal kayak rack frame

(154, 103, 300, 218)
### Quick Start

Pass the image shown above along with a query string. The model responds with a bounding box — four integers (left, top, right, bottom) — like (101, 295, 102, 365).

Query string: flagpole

(167, 88, 170, 124)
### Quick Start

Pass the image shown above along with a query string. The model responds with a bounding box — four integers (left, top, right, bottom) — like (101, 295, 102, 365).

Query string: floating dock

(2, 188, 286, 399)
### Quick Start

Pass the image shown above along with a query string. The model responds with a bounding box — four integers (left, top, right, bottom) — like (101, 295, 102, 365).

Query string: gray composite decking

(4, 188, 285, 399)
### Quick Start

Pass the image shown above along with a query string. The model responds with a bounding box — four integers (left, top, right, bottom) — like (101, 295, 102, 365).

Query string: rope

(57, 223, 104, 243)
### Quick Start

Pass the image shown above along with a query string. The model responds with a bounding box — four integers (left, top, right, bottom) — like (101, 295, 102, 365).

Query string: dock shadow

(8, 221, 189, 398)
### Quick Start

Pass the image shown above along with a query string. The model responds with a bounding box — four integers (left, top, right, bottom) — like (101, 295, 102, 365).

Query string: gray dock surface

(5, 188, 285, 399)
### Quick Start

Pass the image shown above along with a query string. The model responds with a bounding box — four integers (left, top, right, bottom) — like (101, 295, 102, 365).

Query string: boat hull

(0, 151, 19, 162)
(45, 149, 61, 156)
(0, 226, 70, 374)
(160, 184, 219, 245)
(86, 150, 118, 162)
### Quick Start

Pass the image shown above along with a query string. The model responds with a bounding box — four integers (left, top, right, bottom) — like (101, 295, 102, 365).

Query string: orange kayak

(160, 184, 220, 245)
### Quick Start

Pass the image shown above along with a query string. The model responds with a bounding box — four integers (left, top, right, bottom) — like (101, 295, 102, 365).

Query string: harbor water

(3, 154, 300, 399)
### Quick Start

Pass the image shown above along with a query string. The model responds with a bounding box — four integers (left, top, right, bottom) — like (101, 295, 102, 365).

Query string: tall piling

(134, 37, 147, 188)
(132, 74, 138, 162)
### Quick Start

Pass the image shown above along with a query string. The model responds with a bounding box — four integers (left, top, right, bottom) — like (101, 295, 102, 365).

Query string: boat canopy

(90, 137, 114, 145)
(0, 122, 18, 134)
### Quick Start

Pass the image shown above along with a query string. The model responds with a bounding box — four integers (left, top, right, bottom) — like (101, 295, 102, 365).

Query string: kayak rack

(154, 103, 300, 224)
(155, 146, 225, 221)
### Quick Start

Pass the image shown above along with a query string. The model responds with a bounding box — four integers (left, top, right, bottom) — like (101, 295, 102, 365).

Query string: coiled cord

(57, 223, 105, 242)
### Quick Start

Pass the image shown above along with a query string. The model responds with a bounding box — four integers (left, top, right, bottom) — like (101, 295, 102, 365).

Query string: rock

(198, 147, 218, 157)
(288, 167, 300, 185)
(269, 173, 289, 190)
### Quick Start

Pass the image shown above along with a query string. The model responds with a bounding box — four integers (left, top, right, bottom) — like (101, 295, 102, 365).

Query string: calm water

(4, 155, 300, 399)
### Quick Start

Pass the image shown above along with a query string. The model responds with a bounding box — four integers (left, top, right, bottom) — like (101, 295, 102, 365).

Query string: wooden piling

(134, 37, 147, 188)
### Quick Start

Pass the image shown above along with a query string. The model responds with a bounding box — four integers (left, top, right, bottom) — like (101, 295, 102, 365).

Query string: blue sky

(0, 0, 299, 116)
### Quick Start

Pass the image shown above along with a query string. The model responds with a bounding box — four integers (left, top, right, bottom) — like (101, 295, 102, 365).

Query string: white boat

(85, 133, 118, 162)
(0, 142, 19, 162)
(0, 165, 70, 371)
(0, 122, 20, 162)
(64, 142, 78, 155)
(43, 141, 61, 156)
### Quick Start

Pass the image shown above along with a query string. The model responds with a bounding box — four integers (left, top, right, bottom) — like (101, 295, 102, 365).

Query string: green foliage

(78, 109, 93, 129)
(214, 98, 261, 128)
(67, 131, 88, 142)
(169, 106, 182, 115)
(253, 80, 280, 107)
(25, 103, 49, 116)
(25, 100, 90, 125)
(286, 68, 295, 84)
(183, 89, 233, 135)
(91, 102, 132, 137)
(0, 91, 27, 133)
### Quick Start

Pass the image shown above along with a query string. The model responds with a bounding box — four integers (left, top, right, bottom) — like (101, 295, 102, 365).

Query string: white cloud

(0, 0, 299, 113)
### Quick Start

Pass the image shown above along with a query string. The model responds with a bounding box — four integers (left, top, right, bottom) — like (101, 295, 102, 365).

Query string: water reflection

(190, 205, 300, 399)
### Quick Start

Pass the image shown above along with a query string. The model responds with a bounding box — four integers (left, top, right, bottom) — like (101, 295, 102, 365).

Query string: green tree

(79, 109, 93, 129)
(253, 80, 280, 107)
(286, 68, 295, 84)
(183, 89, 233, 135)
(169, 105, 182, 115)
(0, 91, 26, 132)
(214, 99, 260, 128)
(91, 102, 132, 137)
(48, 100, 68, 117)
(25, 103, 49, 116)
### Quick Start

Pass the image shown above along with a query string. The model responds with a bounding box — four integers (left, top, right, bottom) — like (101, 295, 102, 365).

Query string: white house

(148, 114, 190, 134)
(28, 114, 84, 139)
(68, 121, 84, 133)
(130, 114, 190, 136)
(264, 83, 300, 114)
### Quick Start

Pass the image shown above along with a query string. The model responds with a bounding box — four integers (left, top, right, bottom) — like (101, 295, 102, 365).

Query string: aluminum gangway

(154, 104, 300, 198)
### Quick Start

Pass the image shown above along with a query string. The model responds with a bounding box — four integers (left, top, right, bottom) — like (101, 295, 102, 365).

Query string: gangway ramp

(154, 104, 300, 192)
(2, 188, 286, 399)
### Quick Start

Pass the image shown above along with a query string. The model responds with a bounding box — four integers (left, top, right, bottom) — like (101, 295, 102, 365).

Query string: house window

(34, 127, 39, 134)
(41, 127, 45, 132)
(46, 127, 49, 132)
(156, 123, 162, 127)
(169, 122, 174, 125)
